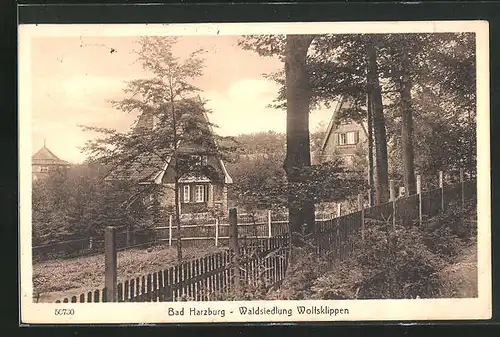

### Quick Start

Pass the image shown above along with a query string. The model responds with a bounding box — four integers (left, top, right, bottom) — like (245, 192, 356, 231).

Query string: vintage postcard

(19, 21, 491, 324)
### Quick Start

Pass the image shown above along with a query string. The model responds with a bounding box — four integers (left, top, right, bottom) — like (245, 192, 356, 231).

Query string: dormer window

(195, 155, 208, 166)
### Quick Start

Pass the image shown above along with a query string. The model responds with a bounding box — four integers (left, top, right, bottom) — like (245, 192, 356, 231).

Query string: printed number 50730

(54, 309, 75, 316)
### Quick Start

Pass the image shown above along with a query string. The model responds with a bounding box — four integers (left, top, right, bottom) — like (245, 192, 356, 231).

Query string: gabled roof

(32, 145, 70, 166)
(105, 98, 233, 185)
(320, 96, 348, 152)
(104, 149, 172, 184)
(199, 107, 233, 184)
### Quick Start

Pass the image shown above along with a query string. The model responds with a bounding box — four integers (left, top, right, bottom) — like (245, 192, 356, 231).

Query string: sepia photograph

(19, 21, 490, 323)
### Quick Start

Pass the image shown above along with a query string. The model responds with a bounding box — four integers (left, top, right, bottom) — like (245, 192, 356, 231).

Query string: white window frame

(346, 131, 357, 145)
(195, 185, 205, 203)
(182, 185, 190, 203)
(40, 166, 49, 173)
(195, 155, 208, 166)
(338, 133, 347, 145)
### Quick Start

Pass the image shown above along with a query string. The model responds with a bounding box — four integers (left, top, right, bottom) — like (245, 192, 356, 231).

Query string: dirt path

(438, 242, 478, 298)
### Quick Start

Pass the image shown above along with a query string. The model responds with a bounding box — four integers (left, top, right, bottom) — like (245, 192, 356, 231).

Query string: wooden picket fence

(316, 176, 477, 264)
(35, 211, 298, 260)
(154, 213, 291, 248)
(55, 235, 290, 303)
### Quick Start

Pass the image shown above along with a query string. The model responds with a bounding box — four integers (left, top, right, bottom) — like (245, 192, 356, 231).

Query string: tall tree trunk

(171, 93, 182, 262)
(283, 35, 315, 243)
(174, 178, 182, 261)
(366, 37, 390, 204)
(399, 58, 416, 196)
(367, 93, 375, 207)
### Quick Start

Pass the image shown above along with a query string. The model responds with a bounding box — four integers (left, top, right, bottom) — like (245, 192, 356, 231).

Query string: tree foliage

(81, 37, 236, 261)
(225, 131, 366, 214)
(243, 32, 476, 200)
(32, 163, 151, 246)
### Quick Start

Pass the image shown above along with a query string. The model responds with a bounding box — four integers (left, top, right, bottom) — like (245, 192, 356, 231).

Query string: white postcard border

(19, 20, 491, 324)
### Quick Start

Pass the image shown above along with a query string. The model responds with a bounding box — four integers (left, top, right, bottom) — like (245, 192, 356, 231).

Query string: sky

(31, 35, 334, 164)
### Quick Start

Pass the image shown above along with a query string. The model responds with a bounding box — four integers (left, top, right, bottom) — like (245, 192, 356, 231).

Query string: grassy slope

(33, 244, 225, 303)
(271, 202, 478, 301)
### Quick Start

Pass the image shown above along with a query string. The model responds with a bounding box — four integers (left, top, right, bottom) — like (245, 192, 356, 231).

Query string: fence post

(215, 217, 219, 247)
(336, 203, 341, 217)
(417, 175, 422, 226)
(105, 226, 117, 302)
(460, 168, 465, 208)
(89, 236, 93, 250)
(229, 208, 240, 296)
(368, 188, 373, 208)
(389, 180, 396, 228)
(268, 210, 272, 238)
(168, 215, 172, 247)
(389, 180, 396, 201)
(439, 171, 444, 212)
(358, 193, 365, 242)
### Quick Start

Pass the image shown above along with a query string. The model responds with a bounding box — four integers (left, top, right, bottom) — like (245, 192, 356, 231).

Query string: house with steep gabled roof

(105, 101, 233, 216)
(32, 141, 71, 181)
(316, 96, 368, 167)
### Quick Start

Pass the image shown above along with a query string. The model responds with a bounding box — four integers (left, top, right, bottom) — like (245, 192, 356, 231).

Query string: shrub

(422, 203, 477, 260)
(310, 259, 363, 300)
(198, 201, 477, 301)
(447, 203, 477, 242)
(267, 243, 329, 300)
(422, 225, 464, 261)
(309, 219, 444, 300)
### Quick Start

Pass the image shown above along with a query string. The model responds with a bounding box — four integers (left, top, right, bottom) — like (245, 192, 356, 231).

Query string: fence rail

(55, 235, 290, 303)
(33, 211, 326, 261)
(316, 177, 476, 264)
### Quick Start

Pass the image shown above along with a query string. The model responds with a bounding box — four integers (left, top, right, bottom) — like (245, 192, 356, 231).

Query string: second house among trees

(317, 96, 367, 167)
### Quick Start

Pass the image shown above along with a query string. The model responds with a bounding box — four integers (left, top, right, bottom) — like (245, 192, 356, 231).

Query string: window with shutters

(346, 131, 356, 144)
(180, 184, 210, 203)
(338, 133, 347, 145)
(182, 185, 190, 203)
(195, 185, 205, 202)
(338, 131, 359, 145)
